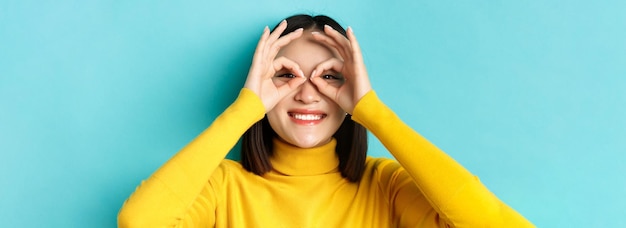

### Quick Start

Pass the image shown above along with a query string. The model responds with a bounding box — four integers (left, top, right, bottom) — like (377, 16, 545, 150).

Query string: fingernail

(281, 20, 287, 24)
(299, 70, 305, 78)
(311, 31, 320, 35)
(324, 24, 332, 30)
(310, 70, 317, 80)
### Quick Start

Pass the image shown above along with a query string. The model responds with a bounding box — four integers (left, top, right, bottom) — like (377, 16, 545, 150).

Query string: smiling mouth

(288, 113, 327, 120)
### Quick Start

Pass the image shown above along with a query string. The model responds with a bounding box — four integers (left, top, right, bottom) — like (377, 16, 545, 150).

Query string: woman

(118, 14, 534, 227)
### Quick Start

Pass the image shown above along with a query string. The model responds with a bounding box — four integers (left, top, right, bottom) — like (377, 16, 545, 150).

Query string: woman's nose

(294, 80, 321, 104)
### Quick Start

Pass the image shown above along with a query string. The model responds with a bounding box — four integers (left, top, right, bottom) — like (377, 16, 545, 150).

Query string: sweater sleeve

(117, 88, 266, 228)
(351, 91, 534, 227)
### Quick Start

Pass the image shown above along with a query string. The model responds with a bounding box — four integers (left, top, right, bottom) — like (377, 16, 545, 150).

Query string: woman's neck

(269, 138, 339, 176)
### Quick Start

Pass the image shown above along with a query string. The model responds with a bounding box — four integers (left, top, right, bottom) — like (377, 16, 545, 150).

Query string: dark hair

(241, 14, 368, 182)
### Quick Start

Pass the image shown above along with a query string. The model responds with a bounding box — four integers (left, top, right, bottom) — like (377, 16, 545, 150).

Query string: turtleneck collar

(270, 138, 340, 176)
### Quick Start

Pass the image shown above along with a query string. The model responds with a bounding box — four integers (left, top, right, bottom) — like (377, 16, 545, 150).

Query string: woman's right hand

(244, 20, 306, 112)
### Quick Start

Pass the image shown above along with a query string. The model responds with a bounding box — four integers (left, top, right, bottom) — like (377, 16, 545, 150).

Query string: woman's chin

(282, 136, 330, 149)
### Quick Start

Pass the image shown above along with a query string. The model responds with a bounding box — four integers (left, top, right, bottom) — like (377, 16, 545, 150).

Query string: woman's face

(267, 31, 345, 148)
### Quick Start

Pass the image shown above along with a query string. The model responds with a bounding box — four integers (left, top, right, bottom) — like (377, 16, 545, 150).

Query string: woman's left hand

(310, 25, 372, 114)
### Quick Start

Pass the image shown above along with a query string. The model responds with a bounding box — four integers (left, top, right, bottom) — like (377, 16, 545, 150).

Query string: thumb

(310, 72, 340, 101)
(276, 76, 306, 97)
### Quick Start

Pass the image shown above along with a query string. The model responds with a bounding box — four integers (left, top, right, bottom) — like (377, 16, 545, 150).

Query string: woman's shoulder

(365, 156, 400, 168)
(364, 156, 406, 179)
(209, 159, 251, 183)
(362, 157, 415, 196)
(218, 159, 243, 168)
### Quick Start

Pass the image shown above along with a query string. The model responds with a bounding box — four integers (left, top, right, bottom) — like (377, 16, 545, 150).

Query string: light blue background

(1, 1, 625, 227)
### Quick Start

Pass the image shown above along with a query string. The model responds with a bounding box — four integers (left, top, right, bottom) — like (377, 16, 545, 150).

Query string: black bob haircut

(240, 14, 368, 182)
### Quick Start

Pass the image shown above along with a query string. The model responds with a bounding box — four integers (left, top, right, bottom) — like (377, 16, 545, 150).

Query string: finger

(267, 28, 304, 59)
(310, 58, 344, 99)
(267, 20, 288, 44)
(310, 73, 339, 100)
(276, 75, 306, 97)
(261, 20, 288, 58)
(256, 26, 270, 49)
(273, 57, 305, 78)
(310, 58, 344, 80)
(310, 31, 346, 60)
(323, 25, 352, 59)
(346, 27, 364, 64)
(251, 26, 270, 63)
(273, 57, 306, 96)
(246, 26, 271, 87)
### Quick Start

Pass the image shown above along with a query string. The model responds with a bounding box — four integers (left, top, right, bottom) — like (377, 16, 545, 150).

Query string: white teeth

(292, 113, 323, 120)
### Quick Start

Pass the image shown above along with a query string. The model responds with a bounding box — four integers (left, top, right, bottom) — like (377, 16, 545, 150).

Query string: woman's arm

(352, 91, 534, 227)
(117, 89, 265, 227)
(311, 25, 533, 227)
(118, 21, 306, 227)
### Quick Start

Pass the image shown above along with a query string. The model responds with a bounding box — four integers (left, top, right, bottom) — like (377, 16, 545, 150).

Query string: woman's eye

(321, 74, 345, 87)
(277, 73, 296, 78)
(272, 73, 296, 86)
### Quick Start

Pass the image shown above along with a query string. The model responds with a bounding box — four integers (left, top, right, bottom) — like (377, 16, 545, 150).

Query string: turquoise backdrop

(1, 1, 625, 227)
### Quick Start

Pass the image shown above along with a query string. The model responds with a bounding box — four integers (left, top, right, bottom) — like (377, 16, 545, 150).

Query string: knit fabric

(118, 89, 534, 227)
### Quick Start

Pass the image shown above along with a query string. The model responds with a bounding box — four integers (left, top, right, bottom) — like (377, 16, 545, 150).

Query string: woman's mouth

(288, 111, 326, 125)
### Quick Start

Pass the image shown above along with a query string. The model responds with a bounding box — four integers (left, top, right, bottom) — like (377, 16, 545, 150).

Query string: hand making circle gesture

(309, 25, 372, 114)
(244, 20, 307, 111)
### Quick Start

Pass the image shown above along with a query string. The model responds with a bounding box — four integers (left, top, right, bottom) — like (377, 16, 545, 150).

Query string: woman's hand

(244, 20, 307, 112)
(310, 25, 372, 114)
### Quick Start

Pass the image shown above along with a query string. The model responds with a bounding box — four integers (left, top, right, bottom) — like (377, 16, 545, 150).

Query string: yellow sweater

(118, 89, 534, 227)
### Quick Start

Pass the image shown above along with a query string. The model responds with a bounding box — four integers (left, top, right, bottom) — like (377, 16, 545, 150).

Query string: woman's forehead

(276, 34, 339, 66)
